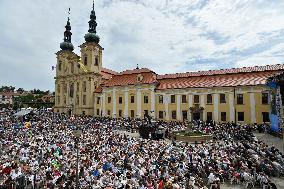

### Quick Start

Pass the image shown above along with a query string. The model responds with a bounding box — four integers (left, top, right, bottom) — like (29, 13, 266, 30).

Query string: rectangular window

(182, 95, 187, 103)
(83, 95, 86, 105)
(119, 97, 122, 104)
(144, 96, 149, 103)
(108, 96, 111, 103)
(182, 110, 187, 120)
(94, 57, 99, 66)
(207, 94, 212, 104)
(159, 111, 164, 119)
(131, 110, 135, 118)
(194, 95, 199, 104)
(119, 110, 122, 117)
(237, 112, 244, 122)
(207, 112, 213, 121)
(97, 97, 100, 104)
(107, 110, 111, 116)
(237, 94, 243, 104)
(262, 112, 270, 123)
(220, 93, 226, 103)
(57, 96, 60, 104)
(84, 56, 87, 65)
(96, 109, 100, 116)
(131, 96, 135, 103)
(171, 95, 175, 103)
(77, 82, 79, 91)
(159, 95, 163, 103)
(221, 112, 226, 122)
(172, 110, 177, 119)
(262, 93, 269, 104)
(83, 81, 86, 92)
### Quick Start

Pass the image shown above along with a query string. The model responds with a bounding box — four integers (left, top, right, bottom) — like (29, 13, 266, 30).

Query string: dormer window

(84, 56, 88, 65)
(94, 57, 99, 66)
(137, 74, 143, 82)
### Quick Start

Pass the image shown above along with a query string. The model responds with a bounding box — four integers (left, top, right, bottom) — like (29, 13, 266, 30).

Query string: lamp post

(73, 127, 82, 189)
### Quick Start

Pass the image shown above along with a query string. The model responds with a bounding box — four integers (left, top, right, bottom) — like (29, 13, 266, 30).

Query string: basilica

(54, 3, 284, 124)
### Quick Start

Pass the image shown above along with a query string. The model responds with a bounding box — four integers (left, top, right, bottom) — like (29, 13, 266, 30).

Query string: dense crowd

(0, 109, 283, 189)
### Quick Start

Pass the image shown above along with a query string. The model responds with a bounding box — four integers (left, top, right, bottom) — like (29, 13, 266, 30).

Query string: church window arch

(71, 62, 74, 73)
(83, 81, 87, 92)
(69, 83, 74, 98)
(84, 55, 88, 65)
(94, 57, 99, 66)
(58, 61, 62, 71)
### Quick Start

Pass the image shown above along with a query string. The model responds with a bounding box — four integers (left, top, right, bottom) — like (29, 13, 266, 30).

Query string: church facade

(54, 4, 284, 124)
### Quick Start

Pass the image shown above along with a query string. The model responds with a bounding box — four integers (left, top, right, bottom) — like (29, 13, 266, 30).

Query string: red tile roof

(157, 70, 283, 90)
(94, 64, 284, 92)
(157, 64, 284, 79)
(103, 68, 158, 87)
(101, 67, 117, 80)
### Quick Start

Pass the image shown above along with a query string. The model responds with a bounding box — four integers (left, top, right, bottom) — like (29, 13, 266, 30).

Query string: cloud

(0, 0, 284, 90)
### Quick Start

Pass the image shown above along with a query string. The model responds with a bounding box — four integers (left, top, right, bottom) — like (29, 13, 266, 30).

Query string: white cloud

(0, 0, 284, 90)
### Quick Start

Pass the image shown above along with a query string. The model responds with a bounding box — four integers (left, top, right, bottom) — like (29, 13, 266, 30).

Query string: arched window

(76, 82, 79, 91)
(76, 95, 79, 105)
(94, 57, 99, 66)
(69, 83, 74, 98)
(58, 61, 62, 71)
(83, 81, 86, 92)
(57, 84, 60, 93)
(63, 95, 66, 104)
(71, 62, 74, 73)
(84, 56, 88, 65)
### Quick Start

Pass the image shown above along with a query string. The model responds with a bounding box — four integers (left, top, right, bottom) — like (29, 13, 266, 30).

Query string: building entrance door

(193, 112, 200, 121)
(68, 109, 72, 116)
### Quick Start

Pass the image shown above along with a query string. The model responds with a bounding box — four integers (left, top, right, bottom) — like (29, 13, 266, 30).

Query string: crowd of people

(0, 109, 283, 189)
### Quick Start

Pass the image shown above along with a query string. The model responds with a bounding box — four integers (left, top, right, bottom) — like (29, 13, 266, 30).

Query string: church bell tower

(54, 9, 80, 115)
(77, 1, 104, 115)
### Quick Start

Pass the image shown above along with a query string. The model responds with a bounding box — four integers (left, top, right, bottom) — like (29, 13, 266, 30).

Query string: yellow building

(54, 4, 284, 124)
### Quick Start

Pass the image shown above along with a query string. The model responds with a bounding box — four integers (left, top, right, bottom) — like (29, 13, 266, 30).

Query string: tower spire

(84, 0, 100, 43)
(60, 8, 74, 51)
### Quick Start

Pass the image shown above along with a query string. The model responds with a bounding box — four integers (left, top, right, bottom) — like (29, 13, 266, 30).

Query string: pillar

(112, 88, 116, 118)
(177, 94, 181, 120)
(200, 94, 205, 121)
(213, 93, 219, 122)
(229, 93, 235, 122)
(151, 88, 155, 119)
(124, 87, 129, 117)
(165, 94, 169, 121)
(188, 94, 193, 121)
(250, 92, 256, 124)
(102, 92, 106, 116)
(136, 88, 142, 118)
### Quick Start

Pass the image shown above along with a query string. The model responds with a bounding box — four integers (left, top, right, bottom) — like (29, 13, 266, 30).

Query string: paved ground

(254, 132, 284, 154)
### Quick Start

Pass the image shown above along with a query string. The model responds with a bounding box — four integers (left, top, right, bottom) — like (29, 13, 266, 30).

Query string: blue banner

(269, 113, 279, 132)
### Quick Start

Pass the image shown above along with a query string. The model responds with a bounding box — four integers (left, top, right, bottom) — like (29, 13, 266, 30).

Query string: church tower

(77, 1, 104, 115)
(54, 10, 80, 115)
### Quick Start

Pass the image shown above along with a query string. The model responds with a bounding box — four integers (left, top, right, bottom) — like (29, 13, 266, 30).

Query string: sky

(1, 0, 284, 91)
